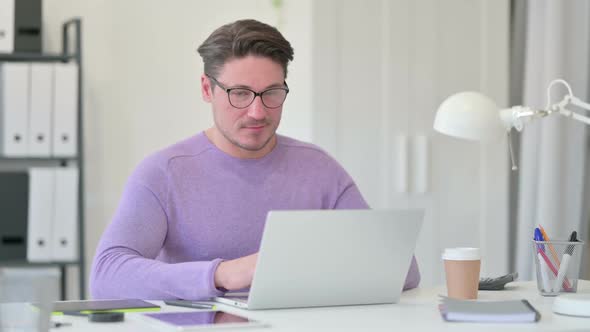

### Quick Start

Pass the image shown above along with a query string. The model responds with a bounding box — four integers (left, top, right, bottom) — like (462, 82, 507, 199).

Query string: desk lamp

(433, 79, 590, 317)
(433, 79, 590, 170)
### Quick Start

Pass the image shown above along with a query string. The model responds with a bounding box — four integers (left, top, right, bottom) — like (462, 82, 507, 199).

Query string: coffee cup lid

(442, 247, 480, 260)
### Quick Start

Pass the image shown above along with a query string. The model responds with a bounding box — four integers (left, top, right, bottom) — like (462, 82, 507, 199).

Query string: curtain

(513, 0, 590, 280)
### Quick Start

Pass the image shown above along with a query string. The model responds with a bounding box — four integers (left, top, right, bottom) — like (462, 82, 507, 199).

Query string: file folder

(27, 168, 55, 262)
(52, 63, 78, 157)
(0, 0, 15, 53)
(51, 168, 78, 261)
(29, 63, 53, 157)
(0, 62, 30, 157)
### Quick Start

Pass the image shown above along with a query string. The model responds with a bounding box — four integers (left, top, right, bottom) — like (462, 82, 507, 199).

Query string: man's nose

(247, 96, 266, 120)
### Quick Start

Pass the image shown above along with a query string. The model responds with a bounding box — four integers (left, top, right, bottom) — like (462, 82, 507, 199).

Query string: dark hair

(197, 19, 294, 79)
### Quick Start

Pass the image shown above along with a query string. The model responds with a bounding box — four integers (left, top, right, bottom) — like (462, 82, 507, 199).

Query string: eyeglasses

(206, 74, 289, 109)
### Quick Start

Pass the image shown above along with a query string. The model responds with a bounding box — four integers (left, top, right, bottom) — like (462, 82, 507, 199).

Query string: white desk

(6, 281, 590, 331)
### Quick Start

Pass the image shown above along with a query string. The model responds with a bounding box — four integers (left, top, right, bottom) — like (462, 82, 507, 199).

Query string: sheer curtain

(513, 0, 590, 280)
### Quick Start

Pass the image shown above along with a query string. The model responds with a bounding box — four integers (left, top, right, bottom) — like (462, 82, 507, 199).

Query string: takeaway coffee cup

(442, 247, 481, 299)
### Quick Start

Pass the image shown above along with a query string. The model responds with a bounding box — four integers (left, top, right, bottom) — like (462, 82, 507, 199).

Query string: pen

(539, 225, 561, 268)
(164, 300, 217, 310)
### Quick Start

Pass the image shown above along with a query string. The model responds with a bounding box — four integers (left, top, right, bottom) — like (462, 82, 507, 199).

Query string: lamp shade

(433, 92, 506, 142)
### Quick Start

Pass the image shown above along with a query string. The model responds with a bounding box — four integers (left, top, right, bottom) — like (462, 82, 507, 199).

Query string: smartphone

(137, 310, 268, 330)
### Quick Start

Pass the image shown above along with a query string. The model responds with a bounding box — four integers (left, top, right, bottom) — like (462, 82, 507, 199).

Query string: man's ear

(201, 74, 213, 103)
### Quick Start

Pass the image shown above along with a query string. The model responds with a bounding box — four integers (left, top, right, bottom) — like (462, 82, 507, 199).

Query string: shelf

(0, 18, 85, 300)
(0, 52, 76, 62)
(0, 157, 79, 171)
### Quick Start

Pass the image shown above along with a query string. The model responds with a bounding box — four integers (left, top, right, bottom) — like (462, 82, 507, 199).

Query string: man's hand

(214, 253, 258, 291)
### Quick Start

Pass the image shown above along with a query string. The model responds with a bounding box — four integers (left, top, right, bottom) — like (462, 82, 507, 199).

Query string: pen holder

(532, 239, 585, 296)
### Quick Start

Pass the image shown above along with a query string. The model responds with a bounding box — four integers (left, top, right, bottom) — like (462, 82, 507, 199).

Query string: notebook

(49, 299, 160, 314)
(439, 297, 541, 323)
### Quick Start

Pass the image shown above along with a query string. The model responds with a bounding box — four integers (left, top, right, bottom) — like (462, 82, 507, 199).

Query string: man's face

(201, 55, 286, 158)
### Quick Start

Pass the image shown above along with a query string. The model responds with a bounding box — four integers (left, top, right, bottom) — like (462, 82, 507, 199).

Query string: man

(90, 19, 420, 300)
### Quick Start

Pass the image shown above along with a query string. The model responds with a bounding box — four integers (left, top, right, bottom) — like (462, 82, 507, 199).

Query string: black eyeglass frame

(206, 74, 289, 109)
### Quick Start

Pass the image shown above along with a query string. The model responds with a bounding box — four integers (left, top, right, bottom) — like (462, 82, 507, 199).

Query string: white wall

(312, 0, 510, 286)
(43, 0, 511, 298)
(43, 0, 312, 298)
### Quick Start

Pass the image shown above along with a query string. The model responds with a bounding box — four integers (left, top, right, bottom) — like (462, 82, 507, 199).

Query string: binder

(29, 63, 53, 157)
(52, 63, 78, 157)
(0, 62, 30, 156)
(13, 0, 41, 53)
(26, 168, 55, 262)
(51, 167, 78, 261)
(0, 172, 28, 261)
(0, 0, 15, 53)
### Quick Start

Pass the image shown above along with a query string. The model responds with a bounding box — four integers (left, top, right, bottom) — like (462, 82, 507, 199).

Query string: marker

(553, 243, 574, 291)
(534, 228, 544, 251)
(553, 231, 578, 292)
(534, 228, 552, 292)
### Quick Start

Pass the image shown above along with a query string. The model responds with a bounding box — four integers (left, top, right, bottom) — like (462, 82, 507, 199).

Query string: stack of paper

(439, 297, 540, 323)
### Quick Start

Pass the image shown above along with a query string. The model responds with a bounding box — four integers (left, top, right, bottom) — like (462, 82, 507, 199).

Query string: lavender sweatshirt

(90, 133, 420, 300)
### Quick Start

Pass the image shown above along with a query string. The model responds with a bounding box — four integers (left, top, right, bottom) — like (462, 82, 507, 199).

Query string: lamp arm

(559, 107, 590, 126)
(551, 95, 590, 126)
(499, 91, 590, 172)
(500, 106, 540, 132)
(505, 96, 590, 130)
(569, 96, 590, 112)
(543, 79, 590, 126)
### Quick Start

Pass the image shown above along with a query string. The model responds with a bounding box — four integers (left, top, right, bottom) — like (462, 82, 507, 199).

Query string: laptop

(213, 209, 424, 310)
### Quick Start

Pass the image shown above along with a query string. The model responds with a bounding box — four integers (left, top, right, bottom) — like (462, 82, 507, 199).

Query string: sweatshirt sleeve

(90, 179, 225, 300)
